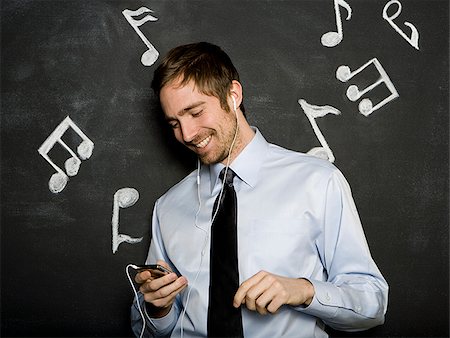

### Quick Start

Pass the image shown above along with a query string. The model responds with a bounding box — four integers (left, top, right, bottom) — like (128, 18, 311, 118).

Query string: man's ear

(229, 80, 243, 110)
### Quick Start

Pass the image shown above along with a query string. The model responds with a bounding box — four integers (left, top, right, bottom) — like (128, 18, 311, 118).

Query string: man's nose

(180, 120, 197, 143)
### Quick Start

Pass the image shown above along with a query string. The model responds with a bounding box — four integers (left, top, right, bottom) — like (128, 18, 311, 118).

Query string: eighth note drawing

(298, 99, 341, 163)
(38, 116, 94, 193)
(336, 58, 399, 116)
(112, 188, 143, 254)
(383, 0, 420, 50)
(321, 0, 352, 47)
(122, 7, 159, 66)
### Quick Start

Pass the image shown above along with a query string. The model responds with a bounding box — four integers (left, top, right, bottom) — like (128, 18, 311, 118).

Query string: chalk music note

(383, 0, 419, 50)
(122, 7, 159, 66)
(112, 188, 143, 254)
(38, 116, 94, 193)
(321, 0, 352, 47)
(336, 58, 399, 116)
(298, 99, 341, 163)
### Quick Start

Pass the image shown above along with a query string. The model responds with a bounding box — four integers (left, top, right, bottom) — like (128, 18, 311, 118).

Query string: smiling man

(160, 78, 253, 165)
(131, 42, 388, 338)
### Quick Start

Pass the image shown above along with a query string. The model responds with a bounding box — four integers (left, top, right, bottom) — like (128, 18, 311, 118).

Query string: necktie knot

(220, 168, 236, 187)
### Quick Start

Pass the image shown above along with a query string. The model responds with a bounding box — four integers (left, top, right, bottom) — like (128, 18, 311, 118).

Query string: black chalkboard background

(1, 0, 448, 337)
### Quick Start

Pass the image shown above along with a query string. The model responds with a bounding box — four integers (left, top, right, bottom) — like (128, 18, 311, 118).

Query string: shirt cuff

(295, 279, 339, 319)
(145, 303, 177, 329)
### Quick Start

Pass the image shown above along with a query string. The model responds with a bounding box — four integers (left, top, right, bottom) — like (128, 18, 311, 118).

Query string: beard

(196, 115, 239, 165)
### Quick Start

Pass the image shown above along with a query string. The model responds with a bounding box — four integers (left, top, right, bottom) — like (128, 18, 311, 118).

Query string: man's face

(160, 79, 239, 165)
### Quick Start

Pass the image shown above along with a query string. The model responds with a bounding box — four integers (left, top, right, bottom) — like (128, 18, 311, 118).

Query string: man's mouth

(195, 135, 212, 148)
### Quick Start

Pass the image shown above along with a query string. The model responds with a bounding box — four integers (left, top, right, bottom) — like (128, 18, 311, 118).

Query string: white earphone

(232, 96, 237, 112)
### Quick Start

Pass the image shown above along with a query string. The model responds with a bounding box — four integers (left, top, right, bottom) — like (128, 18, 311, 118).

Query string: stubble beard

(198, 117, 239, 165)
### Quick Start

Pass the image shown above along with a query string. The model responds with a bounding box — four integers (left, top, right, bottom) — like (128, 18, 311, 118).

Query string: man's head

(151, 42, 245, 114)
(152, 42, 254, 165)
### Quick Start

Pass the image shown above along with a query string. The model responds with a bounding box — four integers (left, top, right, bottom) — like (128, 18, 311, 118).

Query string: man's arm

(234, 169, 388, 331)
(298, 169, 388, 331)
(131, 202, 187, 337)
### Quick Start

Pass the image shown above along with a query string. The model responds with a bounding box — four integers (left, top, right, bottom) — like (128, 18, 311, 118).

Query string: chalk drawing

(321, 0, 352, 47)
(336, 58, 399, 116)
(298, 99, 341, 163)
(112, 188, 143, 254)
(38, 116, 94, 193)
(122, 7, 159, 66)
(383, 0, 419, 50)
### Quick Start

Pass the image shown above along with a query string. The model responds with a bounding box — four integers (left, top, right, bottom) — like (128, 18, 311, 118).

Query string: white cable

(180, 103, 240, 338)
(194, 158, 206, 235)
(126, 264, 146, 338)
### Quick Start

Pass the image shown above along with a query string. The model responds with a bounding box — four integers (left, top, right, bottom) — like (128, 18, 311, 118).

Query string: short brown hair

(151, 42, 245, 113)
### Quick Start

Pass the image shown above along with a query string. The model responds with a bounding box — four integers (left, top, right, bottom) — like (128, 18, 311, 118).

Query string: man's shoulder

(157, 169, 198, 204)
(267, 143, 337, 173)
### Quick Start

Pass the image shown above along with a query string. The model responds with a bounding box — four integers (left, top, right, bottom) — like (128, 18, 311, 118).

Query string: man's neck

(221, 118, 255, 165)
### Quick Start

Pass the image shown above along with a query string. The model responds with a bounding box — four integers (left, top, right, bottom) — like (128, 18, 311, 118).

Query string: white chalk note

(321, 0, 352, 47)
(112, 188, 143, 254)
(336, 58, 399, 116)
(298, 99, 341, 163)
(38, 116, 94, 193)
(122, 7, 159, 66)
(383, 0, 420, 50)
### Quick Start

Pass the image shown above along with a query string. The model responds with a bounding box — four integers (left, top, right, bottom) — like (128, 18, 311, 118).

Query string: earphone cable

(126, 264, 147, 338)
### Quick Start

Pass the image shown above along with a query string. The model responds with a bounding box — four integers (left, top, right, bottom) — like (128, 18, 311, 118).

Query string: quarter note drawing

(38, 116, 94, 194)
(383, 0, 419, 50)
(321, 0, 352, 47)
(298, 99, 341, 163)
(336, 58, 399, 116)
(122, 7, 159, 66)
(112, 188, 143, 254)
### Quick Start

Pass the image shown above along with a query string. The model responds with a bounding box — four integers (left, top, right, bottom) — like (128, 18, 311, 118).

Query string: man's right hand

(135, 260, 188, 318)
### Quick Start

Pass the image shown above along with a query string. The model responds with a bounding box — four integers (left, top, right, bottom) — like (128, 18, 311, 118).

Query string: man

(131, 42, 388, 337)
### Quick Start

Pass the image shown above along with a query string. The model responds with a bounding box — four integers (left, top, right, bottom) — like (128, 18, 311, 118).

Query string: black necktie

(207, 168, 243, 338)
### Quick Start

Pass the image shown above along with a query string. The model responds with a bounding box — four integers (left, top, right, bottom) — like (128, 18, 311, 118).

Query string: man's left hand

(233, 271, 315, 315)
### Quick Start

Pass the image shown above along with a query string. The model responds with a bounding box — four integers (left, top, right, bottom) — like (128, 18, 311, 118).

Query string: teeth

(195, 135, 211, 148)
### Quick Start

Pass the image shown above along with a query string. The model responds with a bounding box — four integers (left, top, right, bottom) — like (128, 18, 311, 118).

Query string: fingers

(134, 269, 153, 284)
(234, 271, 292, 315)
(142, 275, 188, 307)
(134, 261, 188, 312)
(234, 271, 279, 314)
(252, 285, 283, 315)
(233, 271, 267, 307)
(139, 272, 173, 291)
(134, 260, 175, 284)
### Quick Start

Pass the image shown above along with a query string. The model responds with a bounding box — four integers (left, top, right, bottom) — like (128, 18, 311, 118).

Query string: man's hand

(233, 271, 315, 315)
(135, 260, 188, 318)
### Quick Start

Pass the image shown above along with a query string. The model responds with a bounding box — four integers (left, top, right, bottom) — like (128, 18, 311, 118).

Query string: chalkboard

(1, 0, 448, 337)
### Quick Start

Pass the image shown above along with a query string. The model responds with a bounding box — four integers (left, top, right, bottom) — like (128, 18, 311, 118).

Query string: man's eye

(192, 110, 203, 117)
(169, 122, 179, 129)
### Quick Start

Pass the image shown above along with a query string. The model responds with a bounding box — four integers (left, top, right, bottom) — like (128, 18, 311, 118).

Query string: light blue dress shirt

(131, 128, 388, 337)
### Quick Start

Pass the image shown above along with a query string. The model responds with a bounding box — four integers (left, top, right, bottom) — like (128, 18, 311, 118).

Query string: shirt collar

(209, 127, 269, 192)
